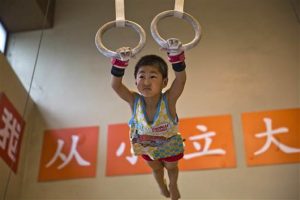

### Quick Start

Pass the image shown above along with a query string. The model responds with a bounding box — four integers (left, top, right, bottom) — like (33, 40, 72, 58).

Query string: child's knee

(152, 166, 164, 173)
(147, 161, 164, 172)
(164, 162, 178, 171)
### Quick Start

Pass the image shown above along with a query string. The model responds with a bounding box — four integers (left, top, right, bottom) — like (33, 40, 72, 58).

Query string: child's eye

(151, 75, 157, 79)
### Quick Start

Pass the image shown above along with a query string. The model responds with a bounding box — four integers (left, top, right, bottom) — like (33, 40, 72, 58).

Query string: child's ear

(163, 78, 168, 87)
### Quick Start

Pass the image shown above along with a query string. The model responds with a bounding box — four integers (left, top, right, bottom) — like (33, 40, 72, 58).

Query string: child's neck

(143, 93, 162, 108)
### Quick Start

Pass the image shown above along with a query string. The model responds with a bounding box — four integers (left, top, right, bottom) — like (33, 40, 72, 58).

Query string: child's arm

(111, 76, 135, 107)
(165, 39, 187, 106)
(110, 48, 135, 109)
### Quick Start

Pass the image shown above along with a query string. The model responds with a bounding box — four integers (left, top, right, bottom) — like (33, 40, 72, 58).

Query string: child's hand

(165, 38, 184, 56)
(111, 47, 132, 70)
(163, 38, 185, 64)
(116, 47, 132, 61)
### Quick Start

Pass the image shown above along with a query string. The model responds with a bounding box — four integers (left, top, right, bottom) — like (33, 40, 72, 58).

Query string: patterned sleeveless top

(128, 93, 184, 160)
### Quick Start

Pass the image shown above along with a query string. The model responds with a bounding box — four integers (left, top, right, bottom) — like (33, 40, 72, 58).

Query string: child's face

(135, 65, 168, 98)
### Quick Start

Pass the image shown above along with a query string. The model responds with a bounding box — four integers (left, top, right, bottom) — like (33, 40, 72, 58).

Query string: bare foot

(159, 179, 170, 198)
(169, 184, 181, 200)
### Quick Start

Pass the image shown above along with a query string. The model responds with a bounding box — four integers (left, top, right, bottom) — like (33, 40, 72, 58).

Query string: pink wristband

(111, 58, 129, 68)
(167, 51, 185, 63)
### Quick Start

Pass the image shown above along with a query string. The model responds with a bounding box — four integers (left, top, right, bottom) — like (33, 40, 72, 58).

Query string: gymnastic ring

(95, 20, 146, 60)
(150, 10, 201, 50)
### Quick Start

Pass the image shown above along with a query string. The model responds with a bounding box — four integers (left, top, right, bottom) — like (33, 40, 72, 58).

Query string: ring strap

(115, 0, 125, 27)
(174, 0, 184, 18)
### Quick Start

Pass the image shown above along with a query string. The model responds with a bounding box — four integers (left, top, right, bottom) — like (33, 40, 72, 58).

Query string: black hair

(134, 55, 168, 79)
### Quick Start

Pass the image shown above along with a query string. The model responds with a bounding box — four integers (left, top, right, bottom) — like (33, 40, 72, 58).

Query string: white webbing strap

(115, 0, 125, 27)
(174, 0, 184, 18)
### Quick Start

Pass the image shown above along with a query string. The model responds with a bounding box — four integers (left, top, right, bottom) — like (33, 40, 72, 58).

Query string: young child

(110, 39, 186, 200)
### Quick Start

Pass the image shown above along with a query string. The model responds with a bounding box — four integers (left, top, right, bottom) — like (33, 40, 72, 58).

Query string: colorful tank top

(128, 93, 184, 160)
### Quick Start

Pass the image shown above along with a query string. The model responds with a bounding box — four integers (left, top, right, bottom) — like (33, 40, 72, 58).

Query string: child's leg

(163, 161, 180, 200)
(146, 160, 170, 198)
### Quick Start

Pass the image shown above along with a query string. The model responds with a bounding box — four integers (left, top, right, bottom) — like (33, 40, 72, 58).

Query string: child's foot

(169, 184, 181, 200)
(159, 179, 170, 198)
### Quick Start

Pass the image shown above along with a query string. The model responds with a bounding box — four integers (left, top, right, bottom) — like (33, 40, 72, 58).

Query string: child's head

(134, 55, 168, 79)
(134, 55, 169, 97)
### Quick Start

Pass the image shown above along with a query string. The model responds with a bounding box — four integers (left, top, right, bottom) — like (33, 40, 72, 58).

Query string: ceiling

(0, 0, 55, 33)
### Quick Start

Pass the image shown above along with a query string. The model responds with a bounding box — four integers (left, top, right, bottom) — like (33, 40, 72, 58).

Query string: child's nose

(144, 78, 151, 85)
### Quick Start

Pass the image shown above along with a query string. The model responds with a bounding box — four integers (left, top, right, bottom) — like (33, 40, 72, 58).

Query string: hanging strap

(115, 0, 125, 27)
(174, 0, 184, 18)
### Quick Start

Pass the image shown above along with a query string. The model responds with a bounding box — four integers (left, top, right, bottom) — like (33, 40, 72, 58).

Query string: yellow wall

(0, 53, 35, 199)
(1, 0, 300, 199)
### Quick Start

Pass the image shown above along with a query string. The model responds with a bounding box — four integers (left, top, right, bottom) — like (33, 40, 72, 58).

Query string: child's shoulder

(163, 91, 169, 100)
(131, 92, 141, 106)
(133, 92, 140, 99)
